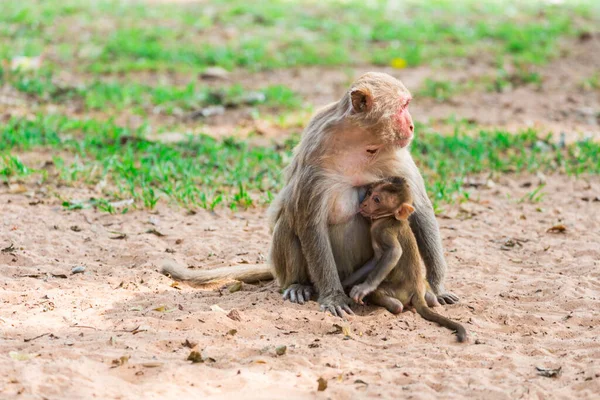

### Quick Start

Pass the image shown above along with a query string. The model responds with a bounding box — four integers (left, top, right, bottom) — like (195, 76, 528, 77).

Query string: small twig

(24, 332, 51, 342)
(69, 325, 98, 330)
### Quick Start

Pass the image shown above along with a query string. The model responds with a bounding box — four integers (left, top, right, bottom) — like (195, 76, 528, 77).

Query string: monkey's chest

(328, 186, 364, 225)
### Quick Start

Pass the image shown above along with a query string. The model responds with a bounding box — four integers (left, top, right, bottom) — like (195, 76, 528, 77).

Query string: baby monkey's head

(360, 177, 415, 221)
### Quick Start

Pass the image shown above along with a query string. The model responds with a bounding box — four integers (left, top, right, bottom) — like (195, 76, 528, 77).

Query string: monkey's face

(349, 72, 414, 149)
(391, 98, 414, 148)
(360, 181, 415, 220)
(360, 185, 398, 218)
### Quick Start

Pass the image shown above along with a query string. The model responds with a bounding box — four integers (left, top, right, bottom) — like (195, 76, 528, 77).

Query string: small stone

(71, 266, 86, 274)
(200, 67, 229, 80)
(275, 346, 287, 356)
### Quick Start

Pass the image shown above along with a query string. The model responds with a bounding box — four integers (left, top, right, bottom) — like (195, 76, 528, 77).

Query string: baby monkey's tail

(160, 259, 274, 286)
(413, 293, 467, 343)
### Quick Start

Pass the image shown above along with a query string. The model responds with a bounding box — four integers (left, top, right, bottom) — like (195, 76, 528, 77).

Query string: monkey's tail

(413, 294, 467, 343)
(160, 259, 274, 286)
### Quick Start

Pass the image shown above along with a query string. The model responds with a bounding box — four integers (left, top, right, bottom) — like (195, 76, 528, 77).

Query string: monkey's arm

(404, 156, 459, 304)
(342, 257, 377, 290)
(349, 236, 402, 304)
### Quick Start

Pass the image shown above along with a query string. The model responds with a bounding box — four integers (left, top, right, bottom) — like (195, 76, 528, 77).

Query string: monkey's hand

(319, 290, 354, 319)
(349, 283, 375, 305)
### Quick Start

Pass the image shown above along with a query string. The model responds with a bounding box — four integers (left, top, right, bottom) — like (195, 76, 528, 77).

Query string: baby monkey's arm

(342, 257, 377, 290)
(350, 233, 402, 304)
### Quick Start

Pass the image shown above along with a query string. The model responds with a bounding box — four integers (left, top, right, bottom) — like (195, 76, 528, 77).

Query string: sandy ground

(1, 173, 599, 399)
(1, 19, 600, 400)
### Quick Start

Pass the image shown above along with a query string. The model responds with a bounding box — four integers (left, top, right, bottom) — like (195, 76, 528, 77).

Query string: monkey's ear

(395, 203, 415, 220)
(350, 88, 373, 113)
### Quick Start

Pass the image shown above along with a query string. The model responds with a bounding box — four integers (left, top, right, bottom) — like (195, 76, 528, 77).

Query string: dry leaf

(275, 346, 287, 356)
(187, 351, 203, 363)
(317, 377, 328, 391)
(170, 282, 180, 290)
(210, 304, 226, 313)
(9, 351, 39, 361)
(146, 229, 165, 237)
(141, 362, 163, 368)
(8, 184, 28, 194)
(547, 224, 566, 233)
(228, 281, 242, 293)
(182, 339, 197, 349)
(111, 355, 129, 367)
(226, 309, 241, 321)
(341, 325, 351, 337)
(536, 366, 562, 378)
(227, 329, 237, 336)
(328, 324, 351, 337)
(153, 305, 167, 312)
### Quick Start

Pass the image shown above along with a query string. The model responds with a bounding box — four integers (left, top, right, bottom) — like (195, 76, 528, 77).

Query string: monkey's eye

(374, 196, 380, 204)
(366, 190, 372, 197)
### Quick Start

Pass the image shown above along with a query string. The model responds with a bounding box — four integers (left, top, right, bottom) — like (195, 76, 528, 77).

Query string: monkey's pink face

(392, 99, 414, 148)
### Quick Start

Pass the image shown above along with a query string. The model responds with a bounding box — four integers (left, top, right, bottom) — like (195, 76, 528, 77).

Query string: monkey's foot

(436, 291, 459, 305)
(319, 290, 355, 319)
(282, 284, 314, 305)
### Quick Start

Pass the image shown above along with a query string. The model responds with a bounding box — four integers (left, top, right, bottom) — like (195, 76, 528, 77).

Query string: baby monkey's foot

(425, 291, 441, 307)
(367, 292, 404, 314)
(349, 283, 376, 305)
(382, 297, 404, 314)
(282, 284, 314, 305)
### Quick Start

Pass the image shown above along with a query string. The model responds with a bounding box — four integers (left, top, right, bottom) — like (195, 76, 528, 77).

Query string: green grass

(2, 1, 599, 214)
(581, 72, 600, 91)
(3, 70, 302, 113)
(486, 66, 543, 92)
(2, 115, 599, 212)
(0, 0, 597, 74)
(417, 79, 467, 102)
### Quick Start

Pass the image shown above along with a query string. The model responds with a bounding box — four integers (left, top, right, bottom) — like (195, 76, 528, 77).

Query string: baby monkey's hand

(350, 283, 375, 305)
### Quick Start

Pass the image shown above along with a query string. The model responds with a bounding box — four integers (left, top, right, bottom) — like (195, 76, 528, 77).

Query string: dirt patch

(1, 174, 599, 398)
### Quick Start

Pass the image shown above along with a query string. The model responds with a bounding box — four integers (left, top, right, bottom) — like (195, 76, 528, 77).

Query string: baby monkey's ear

(395, 203, 415, 221)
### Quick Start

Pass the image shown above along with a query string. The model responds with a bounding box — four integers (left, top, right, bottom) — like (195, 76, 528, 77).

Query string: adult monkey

(162, 72, 458, 317)
(268, 72, 457, 318)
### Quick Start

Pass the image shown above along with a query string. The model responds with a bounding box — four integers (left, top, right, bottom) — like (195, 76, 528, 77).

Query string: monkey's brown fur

(162, 72, 458, 317)
(345, 177, 467, 342)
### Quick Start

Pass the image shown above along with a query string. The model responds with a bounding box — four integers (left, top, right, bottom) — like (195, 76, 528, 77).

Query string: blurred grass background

(1, 0, 599, 211)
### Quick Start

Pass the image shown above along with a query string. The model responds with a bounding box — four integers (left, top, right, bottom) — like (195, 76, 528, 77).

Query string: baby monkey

(343, 177, 467, 342)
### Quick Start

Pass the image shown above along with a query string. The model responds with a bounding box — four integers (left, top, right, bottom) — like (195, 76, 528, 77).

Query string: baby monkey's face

(359, 178, 415, 221)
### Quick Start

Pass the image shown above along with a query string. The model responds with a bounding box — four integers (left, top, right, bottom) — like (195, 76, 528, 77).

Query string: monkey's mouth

(395, 136, 412, 148)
